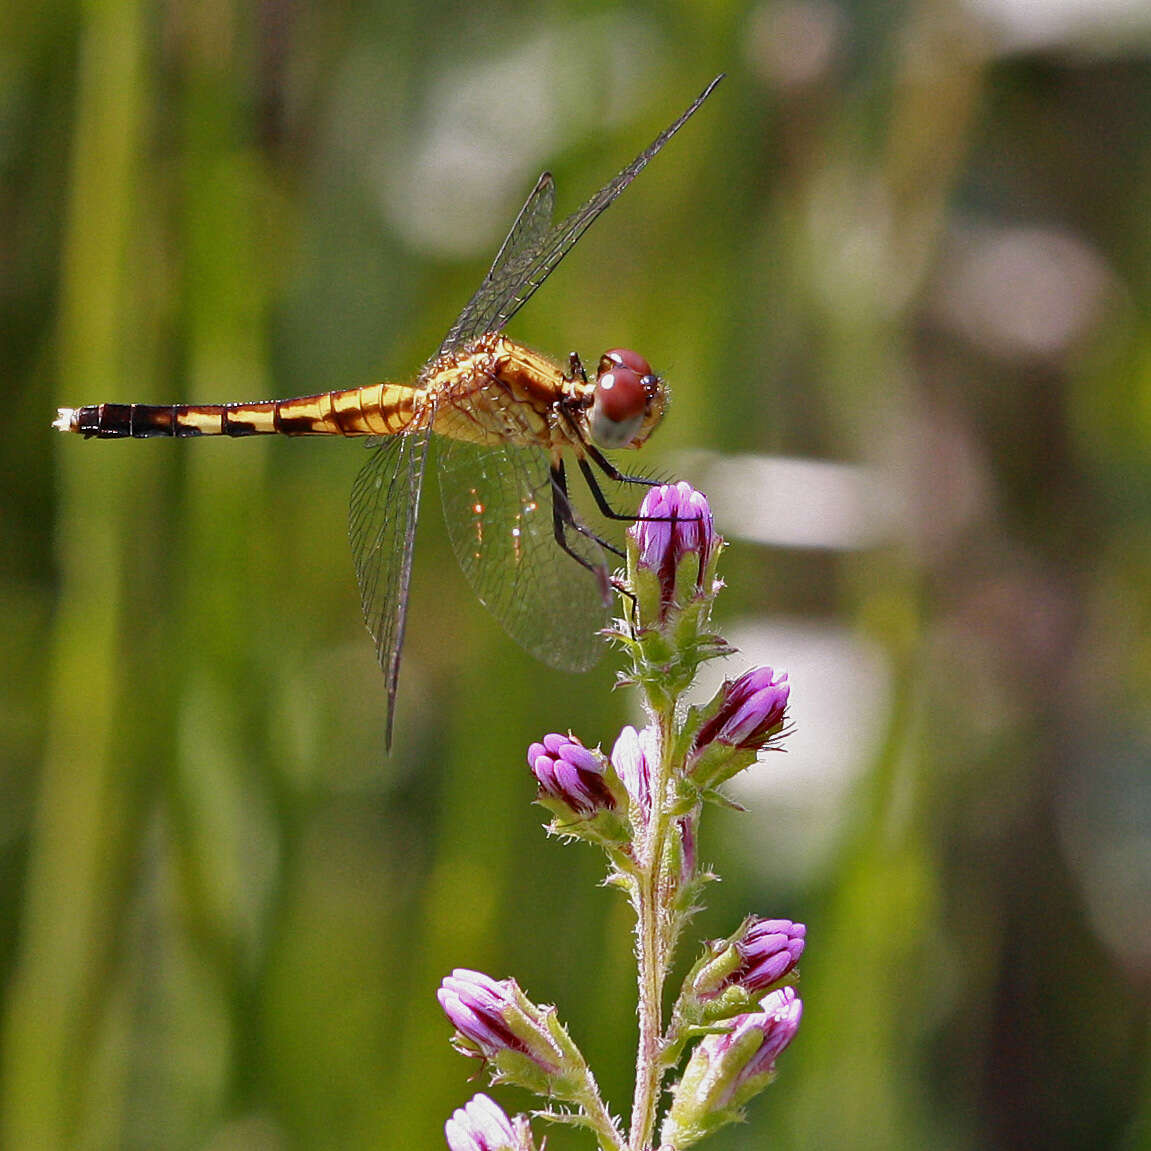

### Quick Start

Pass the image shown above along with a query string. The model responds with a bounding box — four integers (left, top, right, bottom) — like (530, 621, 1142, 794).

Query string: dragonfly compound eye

(590, 348, 661, 449)
(598, 348, 653, 380)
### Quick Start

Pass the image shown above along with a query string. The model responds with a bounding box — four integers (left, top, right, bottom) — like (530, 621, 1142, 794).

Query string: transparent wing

(438, 173, 556, 355)
(348, 422, 432, 748)
(437, 435, 611, 674)
(439, 74, 724, 351)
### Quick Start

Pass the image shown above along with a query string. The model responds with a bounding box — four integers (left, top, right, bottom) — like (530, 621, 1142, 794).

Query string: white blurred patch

(373, 15, 663, 258)
(746, 0, 846, 91)
(961, 0, 1151, 53)
(689, 619, 892, 884)
(682, 451, 907, 551)
(931, 224, 1117, 363)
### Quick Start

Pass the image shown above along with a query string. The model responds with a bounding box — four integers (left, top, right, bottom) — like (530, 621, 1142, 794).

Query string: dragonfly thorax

(588, 348, 666, 451)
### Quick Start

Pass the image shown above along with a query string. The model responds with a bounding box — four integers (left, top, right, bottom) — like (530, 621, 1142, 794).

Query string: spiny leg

(578, 448, 708, 535)
(550, 461, 625, 565)
(576, 453, 660, 523)
(568, 454, 651, 627)
(553, 459, 649, 623)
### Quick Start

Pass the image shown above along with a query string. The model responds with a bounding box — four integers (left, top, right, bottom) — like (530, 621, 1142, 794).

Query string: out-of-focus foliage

(1, 1, 1148, 1148)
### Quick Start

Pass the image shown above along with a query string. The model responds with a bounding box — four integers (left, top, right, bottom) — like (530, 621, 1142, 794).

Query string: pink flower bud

(662, 988, 803, 1145)
(437, 970, 560, 1075)
(445, 1093, 534, 1151)
(629, 482, 718, 621)
(528, 733, 616, 816)
(706, 987, 803, 1098)
(735, 918, 805, 989)
(610, 724, 656, 818)
(694, 667, 789, 752)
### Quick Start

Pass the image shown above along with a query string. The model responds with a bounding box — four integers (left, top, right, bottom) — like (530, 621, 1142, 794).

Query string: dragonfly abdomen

(55, 383, 418, 439)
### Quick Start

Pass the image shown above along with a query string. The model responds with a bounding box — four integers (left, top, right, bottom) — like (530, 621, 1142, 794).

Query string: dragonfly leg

(567, 351, 589, 384)
(610, 572, 639, 612)
(576, 453, 661, 523)
(551, 461, 625, 564)
(579, 451, 708, 539)
(582, 442, 662, 488)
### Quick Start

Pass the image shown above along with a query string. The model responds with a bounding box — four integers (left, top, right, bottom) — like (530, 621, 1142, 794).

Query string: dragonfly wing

(439, 75, 724, 350)
(437, 436, 610, 674)
(348, 423, 432, 748)
(438, 172, 556, 353)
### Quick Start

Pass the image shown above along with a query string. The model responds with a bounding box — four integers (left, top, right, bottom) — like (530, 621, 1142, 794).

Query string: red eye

(595, 365, 646, 425)
(590, 348, 659, 449)
(599, 348, 653, 380)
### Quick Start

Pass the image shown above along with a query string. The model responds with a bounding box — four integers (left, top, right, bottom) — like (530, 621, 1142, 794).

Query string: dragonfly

(55, 75, 722, 746)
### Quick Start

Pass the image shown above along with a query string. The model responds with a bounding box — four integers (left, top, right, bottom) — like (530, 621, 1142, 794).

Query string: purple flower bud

(730, 918, 805, 993)
(629, 481, 718, 620)
(708, 987, 803, 1096)
(438, 970, 539, 1063)
(445, 1094, 534, 1151)
(681, 917, 805, 1023)
(632, 481, 717, 573)
(438, 971, 598, 1103)
(611, 724, 656, 817)
(662, 988, 803, 1144)
(528, 733, 616, 816)
(694, 667, 789, 753)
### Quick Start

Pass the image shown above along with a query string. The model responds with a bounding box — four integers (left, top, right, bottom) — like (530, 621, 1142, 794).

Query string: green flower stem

(555, 1017, 625, 1151)
(629, 707, 684, 1151)
(589, 1094, 628, 1151)
(630, 860, 663, 1151)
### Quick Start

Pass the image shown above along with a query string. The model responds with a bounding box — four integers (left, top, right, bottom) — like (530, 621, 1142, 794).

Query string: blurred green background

(3, 0, 1150, 1148)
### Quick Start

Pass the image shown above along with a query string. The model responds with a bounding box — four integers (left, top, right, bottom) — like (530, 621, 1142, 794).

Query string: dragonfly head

(589, 348, 667, 450)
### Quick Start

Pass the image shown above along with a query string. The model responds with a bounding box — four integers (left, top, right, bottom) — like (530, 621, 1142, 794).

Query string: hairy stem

(628, 710, 679, 1151)
(583, 1088, 627, 1151)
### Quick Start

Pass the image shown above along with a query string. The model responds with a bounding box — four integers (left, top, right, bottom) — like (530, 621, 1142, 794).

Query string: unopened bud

(528, 732, 631, 847)
(610, 724, 657, 825)
(437, 969, 592, 1101)
(528, 733, 616, 815)
(662, 988, 803, 1147)
(681, 917, 805, 1024)
(688, 667, 790, 790)
(444, 1093, 536, 1151)
(628, 482, 720, 626)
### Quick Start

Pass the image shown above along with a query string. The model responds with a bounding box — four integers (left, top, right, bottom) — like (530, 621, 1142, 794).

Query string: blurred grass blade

(0, 0, 147, 1146)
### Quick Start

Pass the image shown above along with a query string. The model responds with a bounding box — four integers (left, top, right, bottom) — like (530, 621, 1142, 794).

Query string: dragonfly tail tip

(53, 408, 78, 433)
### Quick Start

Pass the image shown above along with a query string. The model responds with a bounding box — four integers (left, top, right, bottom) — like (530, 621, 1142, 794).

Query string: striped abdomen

(55, 382, 419, 439)
(55, 335, 584, 448)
